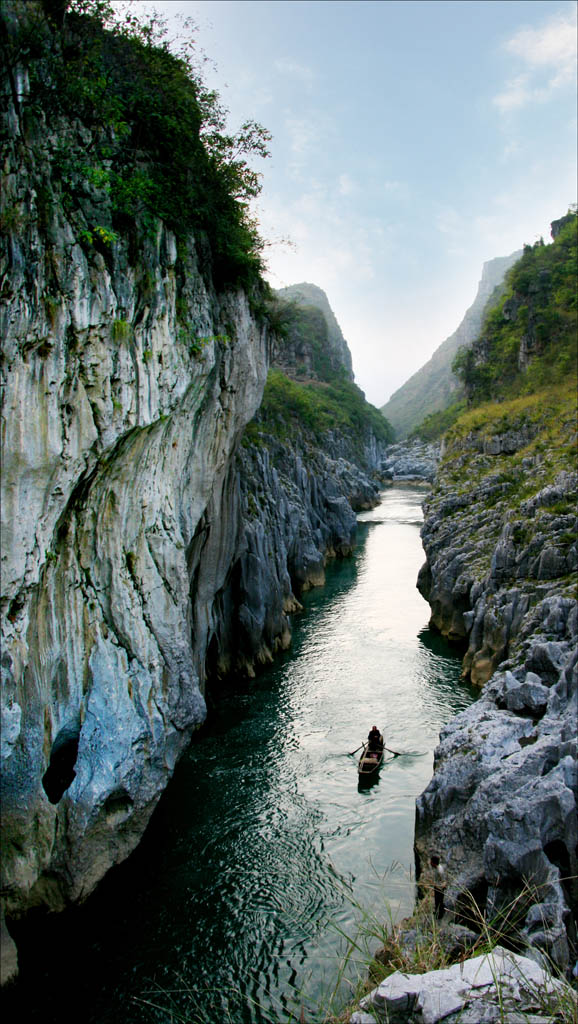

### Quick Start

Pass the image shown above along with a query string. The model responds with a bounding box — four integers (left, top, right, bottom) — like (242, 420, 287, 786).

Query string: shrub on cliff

(246, 369, 394, 449)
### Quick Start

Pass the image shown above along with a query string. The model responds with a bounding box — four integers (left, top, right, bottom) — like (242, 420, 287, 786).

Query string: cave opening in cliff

(42, 724, 80, 804)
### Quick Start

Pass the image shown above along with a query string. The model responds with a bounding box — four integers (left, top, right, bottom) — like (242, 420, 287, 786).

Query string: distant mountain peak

(275, 282, 354, 381)
(380, 250, 522, 438)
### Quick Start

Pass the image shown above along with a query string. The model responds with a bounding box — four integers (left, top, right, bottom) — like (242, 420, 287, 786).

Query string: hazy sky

(127, 0, 577, 406)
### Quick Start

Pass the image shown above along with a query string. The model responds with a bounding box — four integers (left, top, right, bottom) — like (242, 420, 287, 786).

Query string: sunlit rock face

(0, 21, 386, 983)
(0, 90, 268, 960)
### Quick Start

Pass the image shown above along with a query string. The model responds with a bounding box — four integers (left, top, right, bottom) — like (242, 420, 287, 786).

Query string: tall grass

(132, 870, 577, 1023)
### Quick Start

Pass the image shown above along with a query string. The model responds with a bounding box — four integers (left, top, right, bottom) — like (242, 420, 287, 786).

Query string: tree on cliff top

(3, 0, 272, 287)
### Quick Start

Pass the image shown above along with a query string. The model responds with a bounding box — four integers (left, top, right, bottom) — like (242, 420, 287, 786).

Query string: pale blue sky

(128, 0, 577, 405)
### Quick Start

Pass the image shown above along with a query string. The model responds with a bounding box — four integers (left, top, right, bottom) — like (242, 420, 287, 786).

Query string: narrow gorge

(1, 3, 576, 1022)
(0, 1, 391, 983)
(356, 213, 577, 1024)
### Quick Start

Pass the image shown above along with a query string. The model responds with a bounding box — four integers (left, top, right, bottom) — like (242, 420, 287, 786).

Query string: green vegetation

(245, 369, 394, 449)
(382, 252, 521, 439)
(409, 215, 576, 441)
(3, 0, 271, 288)
(440, 380, 576, 503)
(328, 876, 578, 1024)
(286, 302, 344, 381)
(242, 293, 393, 452)
(452, 212, 577, 405)
(111, 317, 132, 341)
(408, 399, 466, 441)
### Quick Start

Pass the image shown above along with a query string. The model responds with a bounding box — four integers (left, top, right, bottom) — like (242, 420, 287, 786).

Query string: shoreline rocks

(346, 405, 577, 1022)
(413, 421, 577, 971)
(352, 946, 576, 1024)
(381, 441, 440, 483)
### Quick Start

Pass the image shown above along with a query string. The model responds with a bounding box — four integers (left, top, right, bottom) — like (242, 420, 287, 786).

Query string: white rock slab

(360, 946, 575, 1024)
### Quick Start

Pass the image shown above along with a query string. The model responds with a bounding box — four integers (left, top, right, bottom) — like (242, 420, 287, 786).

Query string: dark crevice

(519, 734, 538, 747)
(104, 790, 133, 819)
(42, 723, 80, 804)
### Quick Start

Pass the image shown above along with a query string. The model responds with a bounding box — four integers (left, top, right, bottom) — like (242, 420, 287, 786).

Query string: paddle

(384, 746, 425, 757)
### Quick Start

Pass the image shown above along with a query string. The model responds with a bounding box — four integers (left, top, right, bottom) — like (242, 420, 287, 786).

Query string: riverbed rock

(381, 441, 440, 482)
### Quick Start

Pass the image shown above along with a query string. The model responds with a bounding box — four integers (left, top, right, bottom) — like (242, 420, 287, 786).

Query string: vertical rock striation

(0, 12, 269, 976)
(196, 291, 391, 690)
(0, 9, 392, 981)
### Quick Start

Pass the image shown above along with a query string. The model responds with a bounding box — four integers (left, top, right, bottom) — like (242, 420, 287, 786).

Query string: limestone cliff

(275, 281, 354, 381)
(0, 6, 394, 983)
(380, 251, 521, 439)
(415, 418, 577, 969)
(0, 1, 270, 980)
(200, 292, 392, 691)
(414, 219, 577, 970)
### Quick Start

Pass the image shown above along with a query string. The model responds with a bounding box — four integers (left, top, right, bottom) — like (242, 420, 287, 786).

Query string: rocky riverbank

(346, 397, 576, 1023)
(413, 393, 577, 973)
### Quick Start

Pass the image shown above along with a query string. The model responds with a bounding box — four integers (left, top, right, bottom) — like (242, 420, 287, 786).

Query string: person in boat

(367, 725, 383, 753)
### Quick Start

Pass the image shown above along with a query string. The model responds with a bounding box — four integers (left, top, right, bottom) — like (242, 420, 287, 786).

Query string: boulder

(356, 947, 575, 1024)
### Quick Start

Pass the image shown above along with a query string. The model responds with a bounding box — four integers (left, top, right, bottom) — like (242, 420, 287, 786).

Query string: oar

(348, 743, 365, 756)
(385, 746, 425, 757)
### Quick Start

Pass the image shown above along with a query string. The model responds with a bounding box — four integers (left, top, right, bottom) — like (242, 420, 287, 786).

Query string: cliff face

(380, 251, 521, 439)
(414, 291, 577, 969)
(275, 282, 354, 381)
(201, 291, 390, 691)
(0, 7, 392, 982)
(0, 8, 271, 978)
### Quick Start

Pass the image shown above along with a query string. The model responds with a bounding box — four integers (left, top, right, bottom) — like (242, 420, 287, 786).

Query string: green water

(7, 486, 476, 1023)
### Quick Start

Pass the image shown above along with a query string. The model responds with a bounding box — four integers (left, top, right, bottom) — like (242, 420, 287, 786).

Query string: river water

(7, 485, 476, 1024)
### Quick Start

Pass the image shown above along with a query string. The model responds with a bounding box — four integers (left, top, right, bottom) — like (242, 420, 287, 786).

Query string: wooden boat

(358, 739, 385, 780)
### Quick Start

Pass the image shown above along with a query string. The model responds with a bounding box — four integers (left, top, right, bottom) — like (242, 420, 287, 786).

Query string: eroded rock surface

(187, 429, 384, 687)
(415, 418, 577, 969)
(0, 29, 269, 975)
(0, 16, 389, 983)
(382, 441, 440, 482)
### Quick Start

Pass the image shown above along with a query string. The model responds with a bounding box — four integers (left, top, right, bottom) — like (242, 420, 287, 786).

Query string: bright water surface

(7, 486, 477, 1023)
